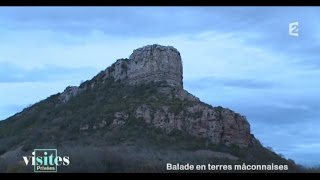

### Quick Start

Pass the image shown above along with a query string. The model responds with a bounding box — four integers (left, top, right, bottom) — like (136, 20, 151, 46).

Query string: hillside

(0, 44, 298, 173)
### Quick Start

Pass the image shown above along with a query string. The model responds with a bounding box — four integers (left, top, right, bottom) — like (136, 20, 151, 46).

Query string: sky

(0, 7, 319, 167)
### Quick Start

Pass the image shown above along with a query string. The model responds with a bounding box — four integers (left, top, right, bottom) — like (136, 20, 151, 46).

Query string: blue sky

(0, 7, 320, 167)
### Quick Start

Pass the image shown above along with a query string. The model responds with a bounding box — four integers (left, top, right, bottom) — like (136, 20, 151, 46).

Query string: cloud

(0, 7, 220, 37)
(0, 80, 86, 120)
(0, 7, 320, 166)
(185, 77, 276, 90)
(0, 62, 98, 83)
(251, 121, 320, 166)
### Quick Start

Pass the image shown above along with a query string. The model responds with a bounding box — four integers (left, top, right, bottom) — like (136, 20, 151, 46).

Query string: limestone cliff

(103, 44, 183, 89)
(60, 44, 255, 147)
(134, 104, 253, 147)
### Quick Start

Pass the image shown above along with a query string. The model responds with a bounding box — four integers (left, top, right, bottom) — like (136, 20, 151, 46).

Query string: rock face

(99, 44, 255, 147)
(134, 104, 252, 147)
(102, 44, 183, 89)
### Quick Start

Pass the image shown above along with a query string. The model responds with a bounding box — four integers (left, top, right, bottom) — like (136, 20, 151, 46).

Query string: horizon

(0, 7, 320, 167)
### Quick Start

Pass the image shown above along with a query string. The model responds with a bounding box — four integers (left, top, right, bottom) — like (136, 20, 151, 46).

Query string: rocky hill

(0, 44, 298, 173)
(61, 44, 253, 148)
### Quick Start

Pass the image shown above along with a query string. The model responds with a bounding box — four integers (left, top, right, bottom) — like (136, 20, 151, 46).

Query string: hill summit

(114, 44, 183, 88)
(0, 44, 297, 172)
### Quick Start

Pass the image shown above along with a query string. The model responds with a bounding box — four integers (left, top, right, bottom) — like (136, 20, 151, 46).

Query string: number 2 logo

(289, 22, 299, 37)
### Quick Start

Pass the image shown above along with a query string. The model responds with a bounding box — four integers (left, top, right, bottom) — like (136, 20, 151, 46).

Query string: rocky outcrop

(133, 103, 253, 147)
(59, 86, 80, 103)
(101, 44, 183, 89)
(111, 112, 129, 126)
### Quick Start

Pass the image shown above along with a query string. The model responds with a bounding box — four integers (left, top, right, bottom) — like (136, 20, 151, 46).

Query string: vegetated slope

(0, 44, 299, 172)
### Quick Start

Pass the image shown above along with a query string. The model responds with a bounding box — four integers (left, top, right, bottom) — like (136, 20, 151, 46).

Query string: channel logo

(289, 21, 299, 37)
(22, 149, 70, 173)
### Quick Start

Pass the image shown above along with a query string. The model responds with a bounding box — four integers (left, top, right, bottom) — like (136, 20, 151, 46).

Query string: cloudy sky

(0, 7, 319, 166)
